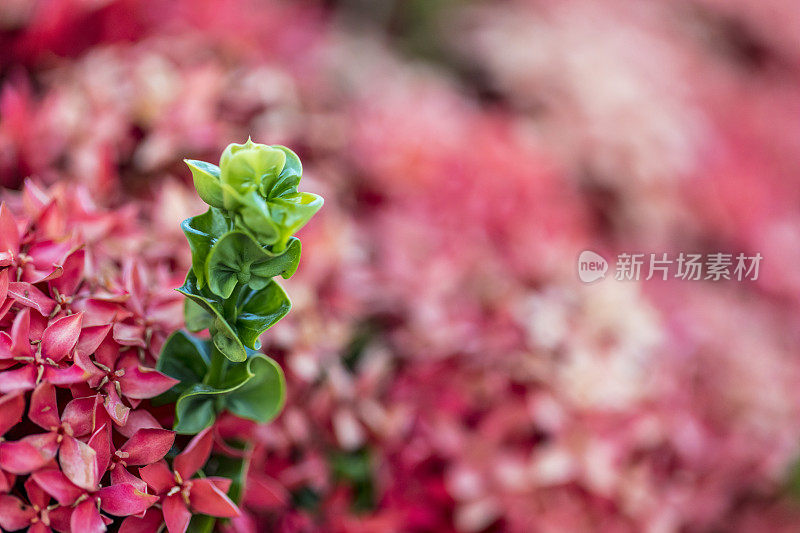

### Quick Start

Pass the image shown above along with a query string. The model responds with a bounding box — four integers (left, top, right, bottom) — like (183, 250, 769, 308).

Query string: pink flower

(131, 427, 240, 533)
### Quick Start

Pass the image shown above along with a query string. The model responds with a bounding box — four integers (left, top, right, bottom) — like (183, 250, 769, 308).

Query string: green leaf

(187, 515, 216, 533)
(225, 355, 285, 423)
(181, 208, 234, 288)
(185, 159, 224, 208)
(235, 282, 291, 350)
(174, 384, 219, 434)
(206, 231, 302, 298)
(185, 299, 214, 332)
(236, 190, 280, 245)
(155, 331, 211, 404)
(177, 270, 291, 362)
(269, 192, 324, 251)
(170, 351, 286, 434)
(220, 139, 286, 196)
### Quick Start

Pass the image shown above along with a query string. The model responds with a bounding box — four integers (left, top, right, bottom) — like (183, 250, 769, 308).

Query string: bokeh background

(2, 0, 800, 531)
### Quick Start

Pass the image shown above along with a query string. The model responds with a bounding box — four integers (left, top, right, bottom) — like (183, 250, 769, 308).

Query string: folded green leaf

(165, 350, 286, 434)
(225, 355, 285, 423)
(206, 231, 302, 299)
(177, 270, 291, 362)
(185, 159, 224, 208)
(220, 139, 286, 197)
(185, 299, 215, 332)
(182, 208, 234, 288)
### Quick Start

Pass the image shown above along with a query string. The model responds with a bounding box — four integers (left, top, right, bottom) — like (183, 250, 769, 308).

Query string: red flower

(129, 427, 240, 533)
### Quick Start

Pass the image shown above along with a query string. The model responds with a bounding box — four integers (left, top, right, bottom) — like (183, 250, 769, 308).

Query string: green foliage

(160, 140, 321, 437)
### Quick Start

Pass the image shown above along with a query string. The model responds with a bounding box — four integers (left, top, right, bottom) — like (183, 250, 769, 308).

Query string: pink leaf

(119, 428, 175, 466)
(29, 381, 60, 430)
(71, 499, 106, 533)
(97, 483, 158, 516)
(174, 426, 213, 480)
(163, 493, 192, 533)
(189, 478, 240, 518)
(41, 312, 83, 361)
(31, 470, 83, 506)
(59, 435, 99, 491)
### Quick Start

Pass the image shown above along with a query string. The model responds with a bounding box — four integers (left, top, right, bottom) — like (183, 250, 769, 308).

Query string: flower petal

(24, 476, 50, 509)
(0, 433, 59, 473)
(88, 423, 112, 474)
(103, 385, 130, 426)
(0, 391, 25, 436)
(61, 395, 100, 437)
(119, 508, 163, 533)
(118, 355, 179, 399)
(189, 478, 240, 518)
(163, 493, 192, 533)
(138, 460, 174, 495)
(74, 324, 112, 360)
(112, 322, 146, 347)
(8, 282, 56, 316)
(116, 409, 161, 439)
(174, 426, 213, 480)
(0, 494, 34, 530)
(0, 364, 37, 393)
(31, 470, 83, 506)
(50, 248, 85, 298)
(10, 306, 30, 356)
(0, 269, 9, 305)
(119, 428, 175, 466)
(0, 470, 16, 492)
(59, 435, 99, 491)
(43, 363, 92, 386)
(41, 312, 83, 362)
(70, 499, 106, 533)
(47, 505, 73, 532)
(0, 203, 19, 256)
(29, 381, 60, 430)
(97, 483, 157, 516)
(110, 465, 148, 493)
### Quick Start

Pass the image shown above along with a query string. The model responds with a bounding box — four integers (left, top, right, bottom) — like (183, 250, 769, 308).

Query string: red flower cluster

(0, 182, 238, 532)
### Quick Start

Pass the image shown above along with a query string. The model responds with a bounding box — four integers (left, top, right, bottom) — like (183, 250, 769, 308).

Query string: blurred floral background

(2, 0, 800, 531)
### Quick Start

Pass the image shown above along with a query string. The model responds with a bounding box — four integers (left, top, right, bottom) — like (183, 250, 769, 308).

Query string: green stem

(205, 282, 244, 387)
(205, 341, 226, 387)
